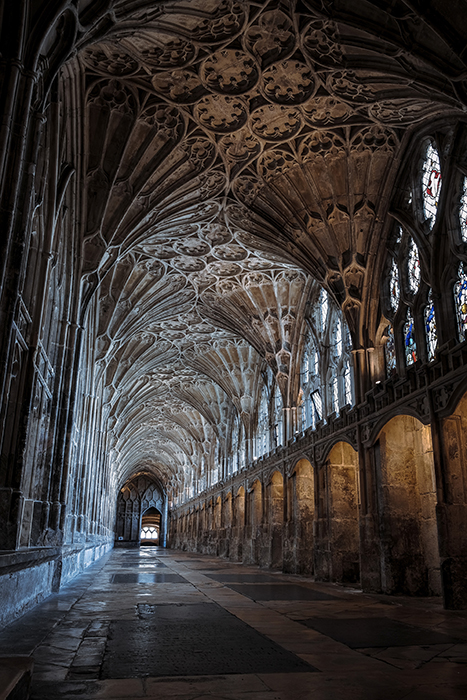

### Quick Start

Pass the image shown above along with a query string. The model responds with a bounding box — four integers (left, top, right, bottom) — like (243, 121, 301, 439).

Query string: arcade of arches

(3, 0, 467, 628)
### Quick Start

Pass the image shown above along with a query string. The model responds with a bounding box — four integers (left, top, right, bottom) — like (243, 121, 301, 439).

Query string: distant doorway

(141, 507, 162, 545)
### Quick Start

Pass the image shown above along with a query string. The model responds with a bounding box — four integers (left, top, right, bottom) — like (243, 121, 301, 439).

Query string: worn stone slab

(101, 603, 316, 678)
(298, 616, 462, 648)
(225, 583, 337, 601)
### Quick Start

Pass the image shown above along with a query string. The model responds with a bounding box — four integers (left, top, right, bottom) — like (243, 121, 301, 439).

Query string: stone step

(0, 657, 33, 700)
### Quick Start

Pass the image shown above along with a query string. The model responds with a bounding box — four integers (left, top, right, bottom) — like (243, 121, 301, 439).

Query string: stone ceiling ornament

(63, 0, 467, 491)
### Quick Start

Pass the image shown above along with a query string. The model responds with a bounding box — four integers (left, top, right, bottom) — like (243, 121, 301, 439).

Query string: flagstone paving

(1, 547, 467, 699)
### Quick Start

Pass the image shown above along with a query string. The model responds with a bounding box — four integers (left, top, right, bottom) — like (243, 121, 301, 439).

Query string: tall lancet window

(389, 256, 400, 313)
(422, 142, 442, 229)
(424, 289, 438, 361)
(300, 331, 320, 430)
(407, 239, 421, 294)
(231, 414, 240, 474)
(256, 383, 269, 459)
(404, 307, 417, 366)
(344, 359, 352, 406)
(273, 383, 283, 447)
(385, 324, 397, 375)
(319, 288, 328, 328)
(455, 263, 467, 342)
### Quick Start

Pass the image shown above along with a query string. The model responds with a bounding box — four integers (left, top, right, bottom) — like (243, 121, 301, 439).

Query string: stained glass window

(385, 324, 396, 376)
(344, 360, 352, 405)
(455, 263, 467, 342)
(311, 389, 322, 423)
(303, 354, 310, 384)
(424, 289, 437, 362)
(332, 375, 339, 414)
(408, 238, 421, 294)
(404, 307, 417, 366)
(256, 384, 269, 458)
(422, 142, 442, 229)
(239, 423, 246, 469)
(300, 391, 307, 429)
(460, 177, 467, 242)
(274, 383, 283, 446)
(335, 319, 342, 355)
(389, 258, 400, 313)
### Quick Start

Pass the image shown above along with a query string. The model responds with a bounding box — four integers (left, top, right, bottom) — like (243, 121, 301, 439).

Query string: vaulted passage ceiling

(48, 0, 467, 496)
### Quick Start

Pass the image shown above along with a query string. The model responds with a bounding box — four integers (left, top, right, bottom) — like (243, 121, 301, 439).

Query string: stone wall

(0, 540, 112, 627)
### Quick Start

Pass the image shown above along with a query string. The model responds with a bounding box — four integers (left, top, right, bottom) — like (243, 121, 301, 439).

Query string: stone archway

(115, 472, 166, 547)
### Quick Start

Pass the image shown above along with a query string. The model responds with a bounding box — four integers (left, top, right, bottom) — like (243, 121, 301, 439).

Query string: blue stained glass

(404, 308, 417, 366)
(424, 290, 437, 361)
(455, 264, 467, 341)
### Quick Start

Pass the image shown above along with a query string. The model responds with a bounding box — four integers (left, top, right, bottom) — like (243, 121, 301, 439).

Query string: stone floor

(1, 548, 467, 699)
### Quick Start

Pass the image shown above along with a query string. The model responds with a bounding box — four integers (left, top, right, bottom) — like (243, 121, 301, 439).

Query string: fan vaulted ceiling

(67, 0, 467, 496)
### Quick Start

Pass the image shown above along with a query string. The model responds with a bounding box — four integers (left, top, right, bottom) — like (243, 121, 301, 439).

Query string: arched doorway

(115, 472, 166, 547)
(140, 506, 162, 545)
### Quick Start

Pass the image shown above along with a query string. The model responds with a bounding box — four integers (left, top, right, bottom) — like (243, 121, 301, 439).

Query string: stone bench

(0, 657, 33, 700)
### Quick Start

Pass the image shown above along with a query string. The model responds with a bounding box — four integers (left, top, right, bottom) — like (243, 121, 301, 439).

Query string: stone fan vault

(2, 0, 467, 627)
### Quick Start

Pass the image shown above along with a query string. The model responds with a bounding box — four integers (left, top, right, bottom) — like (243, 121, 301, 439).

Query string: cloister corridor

(1, 546, 467, 700)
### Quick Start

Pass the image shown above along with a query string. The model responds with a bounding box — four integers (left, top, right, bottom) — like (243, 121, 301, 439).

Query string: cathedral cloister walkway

(1, 549, 467, 700)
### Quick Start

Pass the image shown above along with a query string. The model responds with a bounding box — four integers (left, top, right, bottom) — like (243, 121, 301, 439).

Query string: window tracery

(320, 288, 329, 328)
(344, 360, 352, 406)
(389, 257, 400, 313)
(311, 389, 323, 424)
(273, 383, 283, 447)
(424, 289, 438, 361)
(404, 307, 417, 366)
(385, 324, 397, 375)
(230, 414, 240, 474)
(422, 142, 442, 229)
(408, 239, 421, 294)
(300, 290, 353, 428)
(255, 382, 269, 459)
(300, 330, 320, 430)
(455, 263, 467, 342)
(332, 375, 339, 415)
(141, 526, 159, 540)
